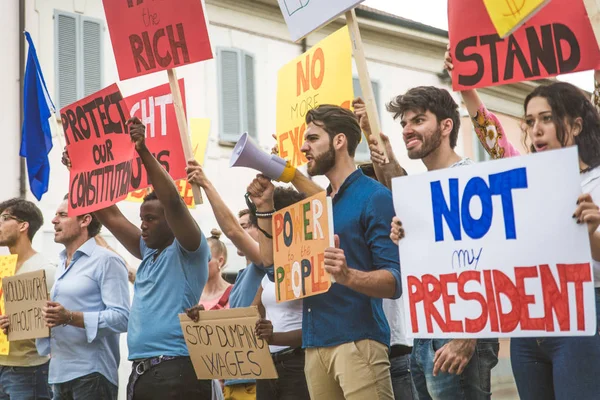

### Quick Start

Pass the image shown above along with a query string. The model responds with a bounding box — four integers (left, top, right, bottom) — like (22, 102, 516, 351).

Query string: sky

(362, 0, 595, 92)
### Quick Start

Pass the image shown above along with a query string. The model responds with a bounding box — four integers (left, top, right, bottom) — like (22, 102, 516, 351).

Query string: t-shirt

(261, 275, 303, 353)
(128, 236, 210, 359)
(0, 253, 56, 367)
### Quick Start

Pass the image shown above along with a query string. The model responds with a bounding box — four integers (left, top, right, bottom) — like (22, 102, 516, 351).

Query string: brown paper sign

(3, 270, 50, 341)
(179, 306, 278, 379)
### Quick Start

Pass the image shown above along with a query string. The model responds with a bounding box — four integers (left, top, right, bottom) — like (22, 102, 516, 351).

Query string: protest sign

(61, 83, 133, 216)
(276, 27, 353, 168)
(125, 118, 211, 208)
(102, 0, 213, 80)
(0, 255, 17, 355)
(273, 191, 333, 303)
(483, 0, 550, 38)
(124, 79, 188, 193)
(392, 147, 596, 338)
(449, 0, 600, 90)
(3, 270, 49, 341)
(277, 0, 364, 42)
(179, 307, 278, 379)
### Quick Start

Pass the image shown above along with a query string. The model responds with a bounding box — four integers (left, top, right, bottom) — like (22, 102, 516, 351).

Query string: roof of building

(356, 4, 448, 38)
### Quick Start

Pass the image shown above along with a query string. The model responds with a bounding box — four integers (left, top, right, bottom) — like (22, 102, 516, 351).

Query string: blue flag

(21, 31, 55, 201)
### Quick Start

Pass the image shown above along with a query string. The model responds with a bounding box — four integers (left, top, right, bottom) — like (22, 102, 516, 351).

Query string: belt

(389, 344, 412, 359)
(272, 347, 304, 363)
(133, 355, 182, 375)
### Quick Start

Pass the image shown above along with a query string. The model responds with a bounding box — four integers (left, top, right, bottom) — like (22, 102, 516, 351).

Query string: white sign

(277, 0, 364, 42)
(392, 148, 596, 338)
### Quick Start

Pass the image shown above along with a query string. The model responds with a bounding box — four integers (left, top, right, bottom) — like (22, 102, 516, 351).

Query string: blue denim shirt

(36, 238, 130, 385)
(303, 169, 402, 348)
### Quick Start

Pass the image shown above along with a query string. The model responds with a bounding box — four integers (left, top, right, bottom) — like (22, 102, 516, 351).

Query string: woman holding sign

(442, 47, 600, 400)
(199, 229, 232, 310)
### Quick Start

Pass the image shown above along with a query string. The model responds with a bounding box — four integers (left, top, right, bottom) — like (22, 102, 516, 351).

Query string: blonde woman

(199, 229, 232, 310)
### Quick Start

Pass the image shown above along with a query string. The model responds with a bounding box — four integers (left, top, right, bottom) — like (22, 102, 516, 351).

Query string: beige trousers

(304, 339, 394, 400)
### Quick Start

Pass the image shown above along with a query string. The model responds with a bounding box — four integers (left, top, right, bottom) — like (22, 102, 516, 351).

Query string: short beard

(408, 126, 442, 160)
(0, 234, 17, 247)
(307, 144, 336, 176)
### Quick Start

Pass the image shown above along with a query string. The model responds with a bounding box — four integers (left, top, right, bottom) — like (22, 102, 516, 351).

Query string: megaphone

(229, 132, 296, 182)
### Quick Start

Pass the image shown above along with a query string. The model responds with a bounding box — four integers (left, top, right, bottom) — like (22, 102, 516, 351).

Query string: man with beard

(0, 199, 55, 399)
(35, 195, 130, 399)
(246, 105, 401, 400)
(61, 117, 212, 399)
(358, 87, 499, 400)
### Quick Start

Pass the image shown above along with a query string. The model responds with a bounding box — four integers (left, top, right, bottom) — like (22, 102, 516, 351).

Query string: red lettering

(407, 275, 424, 333)
(440, 273, 463, 332)
(273, 213, 284, 252)
(422, 274, 447, 333)
(458, 271, 487, 333)
(492, 270, 520, 333)
(514, 266, 545, 330)
(540, 264, 569, 331)
(558, 263, 592, 331)
(483, 270, 500, 332)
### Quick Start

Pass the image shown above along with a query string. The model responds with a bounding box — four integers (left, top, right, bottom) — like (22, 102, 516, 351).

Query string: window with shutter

(56, 12, 78, 109)
(82, 17, 103, 97)
(353, 77, 381, 161)
(55, 11, 103, 109)
(217, 48, 257, 144)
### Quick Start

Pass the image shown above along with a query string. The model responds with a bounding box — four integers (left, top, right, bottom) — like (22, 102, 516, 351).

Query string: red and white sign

(448, 0, 600, 90)
(102, 0, 213, 80)
(392, 147, 597, 338)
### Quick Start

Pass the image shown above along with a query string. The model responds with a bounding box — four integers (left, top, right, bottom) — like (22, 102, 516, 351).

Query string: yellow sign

(272, 191, 333, 302)
(0, 255, 18, 355)
(483, 0, 550, 38)
(276, 26, 353, 168)
(125, 118, 211, 208)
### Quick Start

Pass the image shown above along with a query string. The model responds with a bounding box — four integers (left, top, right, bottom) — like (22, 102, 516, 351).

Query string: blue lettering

(431, 179, 461, 241)
(489, 168, 528, 240)
(461, 177, 493, 239)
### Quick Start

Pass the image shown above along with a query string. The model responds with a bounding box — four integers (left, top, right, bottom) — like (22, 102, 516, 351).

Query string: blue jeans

(389, 353, 417, 400)
(510, 287, 600, 400)
(53, 372, 117, 400)
(0, 362, 51, 400)
(411, 339, 499, 400)
(256, 349, 310, 400)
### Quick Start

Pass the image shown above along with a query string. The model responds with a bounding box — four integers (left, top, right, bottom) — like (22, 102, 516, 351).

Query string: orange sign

(272, 191, 333, 302)
(0, 255, 18, 355)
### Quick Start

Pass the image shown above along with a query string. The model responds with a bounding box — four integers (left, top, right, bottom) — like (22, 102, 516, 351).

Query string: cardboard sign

(449, 0, 600, 90)
(273, 191, 333, 303)
(124, 80, 188, 194)
(102, 0, 213, 81)
(278, 0, 364, 42)
(3, 270, 49, 341)
(0, 255, 17, 355)
(483, 0, 551, 38)
(179, 307, 278, 379)
(276, 27, 353, 168)
(125, 118, 211, 208)
(392, 147, 596, 338)
(61, 84, 134, 216)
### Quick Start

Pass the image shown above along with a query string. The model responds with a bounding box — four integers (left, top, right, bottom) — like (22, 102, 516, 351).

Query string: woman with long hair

(199, 229, 232, 310)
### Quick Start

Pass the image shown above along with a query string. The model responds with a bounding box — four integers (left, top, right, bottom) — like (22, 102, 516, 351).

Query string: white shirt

(260, 275, 303, 353)
(383, 298, 413, 347)
(580, 166, 600, 287)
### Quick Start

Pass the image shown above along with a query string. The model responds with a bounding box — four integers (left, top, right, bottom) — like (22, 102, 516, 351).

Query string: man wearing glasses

(0, 199, 56, 399)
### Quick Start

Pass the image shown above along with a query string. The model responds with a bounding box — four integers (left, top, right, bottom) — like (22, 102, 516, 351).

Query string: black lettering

(61, 113, 71, 145)
(455, 36, 484, 87)
(157, 150, 170, 172)
(480, 34, 502, 83)
(504, 35, 533, 80)
(247, 350, 262, 375)
(82, 100, 102, 138)
(553, 23, 580, 73)
(527, 24, 557, 75)
(66, 109, 84, 143)
(234, 350, 251, 377)
(153, 29, 172, 67)
(130, 34, 152, 73)
(185, 325, 198, 345)
(75, 106, 91, 139)
(167, 24, 190, 66)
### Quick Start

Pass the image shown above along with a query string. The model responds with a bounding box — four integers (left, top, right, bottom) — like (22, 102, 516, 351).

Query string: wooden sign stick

(584, 0, 600, 51)
(345, 9, 388, 160)
(167, 68, 203, 204)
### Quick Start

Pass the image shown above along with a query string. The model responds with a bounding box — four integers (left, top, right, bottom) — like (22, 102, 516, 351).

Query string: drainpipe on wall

(300, 38, 313, 181)
(18, 0, 26, 199)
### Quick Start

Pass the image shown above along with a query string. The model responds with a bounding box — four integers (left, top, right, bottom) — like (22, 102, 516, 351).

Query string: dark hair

(386, 86, 461, 148)
(524, 82, 600, 168)
(143, 191, 158, 202)
(62, 194, 102, 238)
(273, 187, 307, 210)
(238, 208, 257, 228)
(208, 228, 228, 265)
(306, 105, 362, 157)
(0, 198, 43, 241)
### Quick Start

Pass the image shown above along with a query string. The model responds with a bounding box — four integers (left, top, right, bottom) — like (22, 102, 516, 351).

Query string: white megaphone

(229, 132, 296, 182)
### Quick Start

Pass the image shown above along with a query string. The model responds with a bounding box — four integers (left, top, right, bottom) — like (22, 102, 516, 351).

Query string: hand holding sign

(574, 193, 600, 234)
(324, 235, 351, 285)
(128, 117, 147, 151)
(0, 316, 8, 335)
(390, 217, 405, 245)
(186, 160, 210, 188)
(255, 318, 274, 343)
(42, 301, 71, 328)
(185, 304, 205, 323)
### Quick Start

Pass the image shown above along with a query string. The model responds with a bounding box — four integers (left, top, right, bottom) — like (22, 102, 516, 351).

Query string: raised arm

(186, 161, 262, 265)
(129, 117, 201, 252)
(444, 44, 520, 159)
(246, 175, 276, 267)
(61, 147, 143, 260)
(353, 97, 406, 188)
